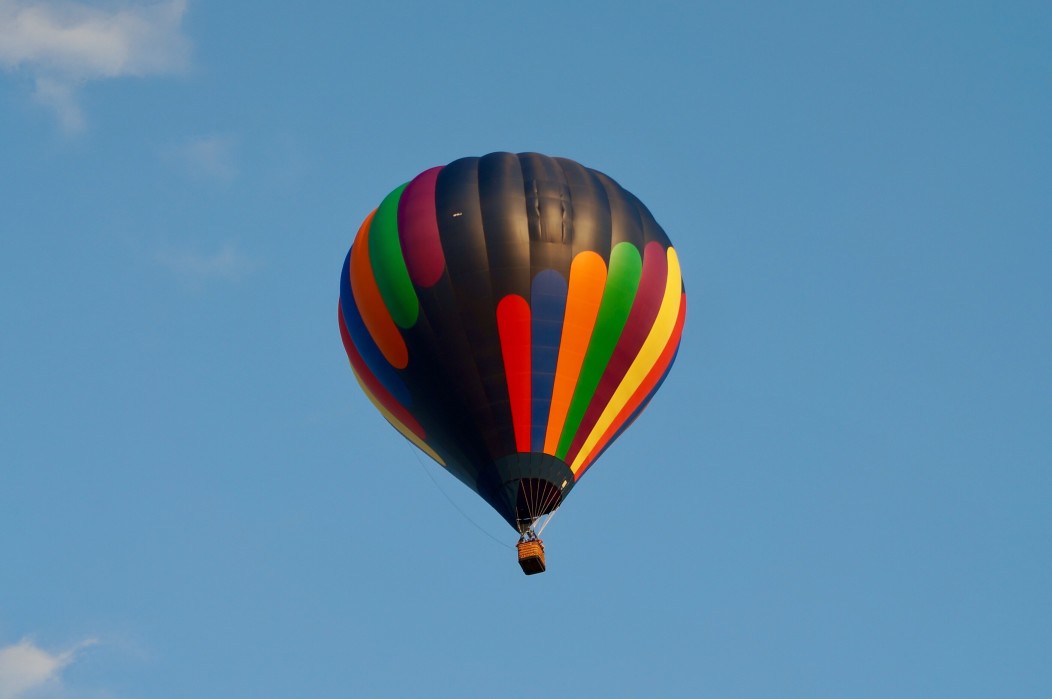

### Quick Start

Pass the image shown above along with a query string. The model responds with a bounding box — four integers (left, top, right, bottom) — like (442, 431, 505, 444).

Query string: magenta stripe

(397, 166, 445, 288)
(564, 241, 669, 464)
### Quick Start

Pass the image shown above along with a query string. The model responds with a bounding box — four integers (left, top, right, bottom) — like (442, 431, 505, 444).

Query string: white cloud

(0, 0, 190, 132)
(156, 241, 262, 283)
(0, 638, 96, 699)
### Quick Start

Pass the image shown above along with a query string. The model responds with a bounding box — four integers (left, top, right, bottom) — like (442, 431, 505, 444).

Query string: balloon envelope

(339, 152, 686, 532)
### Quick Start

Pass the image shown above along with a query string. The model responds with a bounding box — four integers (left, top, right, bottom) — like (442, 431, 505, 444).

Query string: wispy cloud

(0, 638, 96, 699)
(164, 134, 239, 183)
(0, 0, 190, 132)
(30, 73, 83, 131)
(156, 241, 262, 284)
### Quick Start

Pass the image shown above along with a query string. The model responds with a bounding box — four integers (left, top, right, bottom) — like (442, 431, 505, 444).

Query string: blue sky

(2, 1, 1050, 697)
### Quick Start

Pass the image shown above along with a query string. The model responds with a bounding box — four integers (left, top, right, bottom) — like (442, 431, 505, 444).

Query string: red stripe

(338, 303, 426, 439)
(496, 294, 532, 453)
(575, 294, 686, 479)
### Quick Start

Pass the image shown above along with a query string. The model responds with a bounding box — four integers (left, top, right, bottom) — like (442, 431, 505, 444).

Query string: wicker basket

(517, 540, 546, 575)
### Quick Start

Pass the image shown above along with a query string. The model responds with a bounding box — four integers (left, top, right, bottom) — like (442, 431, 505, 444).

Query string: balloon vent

(517, 539, 546, 575)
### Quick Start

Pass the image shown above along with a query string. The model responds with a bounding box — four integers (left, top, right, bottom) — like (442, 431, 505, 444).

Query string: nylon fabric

(571, 247, 684, 473)
(338, 152, 685, 532)
(556, 242, 642, 459)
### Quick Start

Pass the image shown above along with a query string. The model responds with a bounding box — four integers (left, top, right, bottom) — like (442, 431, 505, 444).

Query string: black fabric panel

(592, 170, 645, 252)
(554, 157, 613, 265)
(624, 189, 672, 249)
(411, 268, 503, 467)
(518, 153, 574, 281)
(396, 312, 484, 489)
(434, 158, 516, 458)
(622, 189, 685, 293)
(519, 152, 571, 245)
(477, 152, 531, 303)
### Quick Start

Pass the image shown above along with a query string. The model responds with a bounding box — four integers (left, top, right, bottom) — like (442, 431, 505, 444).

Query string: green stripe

(369, 183, 419, 328)
(556, 242, 642, 458)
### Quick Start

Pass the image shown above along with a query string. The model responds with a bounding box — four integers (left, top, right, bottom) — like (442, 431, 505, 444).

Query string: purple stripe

(397, 166, 446, 288)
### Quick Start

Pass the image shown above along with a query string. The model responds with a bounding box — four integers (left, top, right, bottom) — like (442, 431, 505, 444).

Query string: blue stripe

(339, 249, 412, 407)
(530, 270, 568, 452)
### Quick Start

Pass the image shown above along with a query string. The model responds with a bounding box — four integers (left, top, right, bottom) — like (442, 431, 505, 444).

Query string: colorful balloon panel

(339, 152, 686, 532)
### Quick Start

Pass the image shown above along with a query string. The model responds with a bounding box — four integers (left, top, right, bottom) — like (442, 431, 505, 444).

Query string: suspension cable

(405, 444, 513, 550)
(537, 481, 562, 521)
(536, 504, 560, 536)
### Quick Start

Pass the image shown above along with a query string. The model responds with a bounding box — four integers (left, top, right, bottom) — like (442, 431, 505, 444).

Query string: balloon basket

(517, 539, 546, 575)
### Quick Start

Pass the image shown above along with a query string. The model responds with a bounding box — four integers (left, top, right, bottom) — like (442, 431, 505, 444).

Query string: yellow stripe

(349, 364, 446, 466)
(570, 247, 682, 474)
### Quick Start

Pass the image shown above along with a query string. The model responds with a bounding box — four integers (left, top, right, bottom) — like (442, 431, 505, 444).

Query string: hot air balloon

(338, 152, 685, 574)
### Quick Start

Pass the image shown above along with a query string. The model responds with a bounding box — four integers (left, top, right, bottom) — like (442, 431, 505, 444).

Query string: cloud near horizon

(0, 638, 97, 699)
(0, 0, 190, 132)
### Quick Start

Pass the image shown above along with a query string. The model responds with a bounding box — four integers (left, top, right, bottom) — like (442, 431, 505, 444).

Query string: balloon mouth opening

(513, 477, 563, 532)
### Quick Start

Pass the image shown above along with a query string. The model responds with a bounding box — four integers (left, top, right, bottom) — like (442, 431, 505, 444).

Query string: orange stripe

(350, 210, 409, 369)
(575, 294, 686, 477)
(543, 251, 607, 454)
(338, 306, 422, 438)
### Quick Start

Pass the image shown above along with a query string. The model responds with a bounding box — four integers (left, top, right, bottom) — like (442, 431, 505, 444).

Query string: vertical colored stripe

(351, 211, 409, 369)
(571, 247, 684, 473)
(556, 242, 643, 459)
(497, 294, 532, 453)
(339, 305, 424, 440)
(369, 183, 419, 328)
(543, 251, 607, 454)
(530, 270, 568, 451)
(576, 296, 686, 478)
(564, 241, 668, 465)
(347, 363, 446, 467)
(398, 166, 446, 288)
(339, 251, 412, 407)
